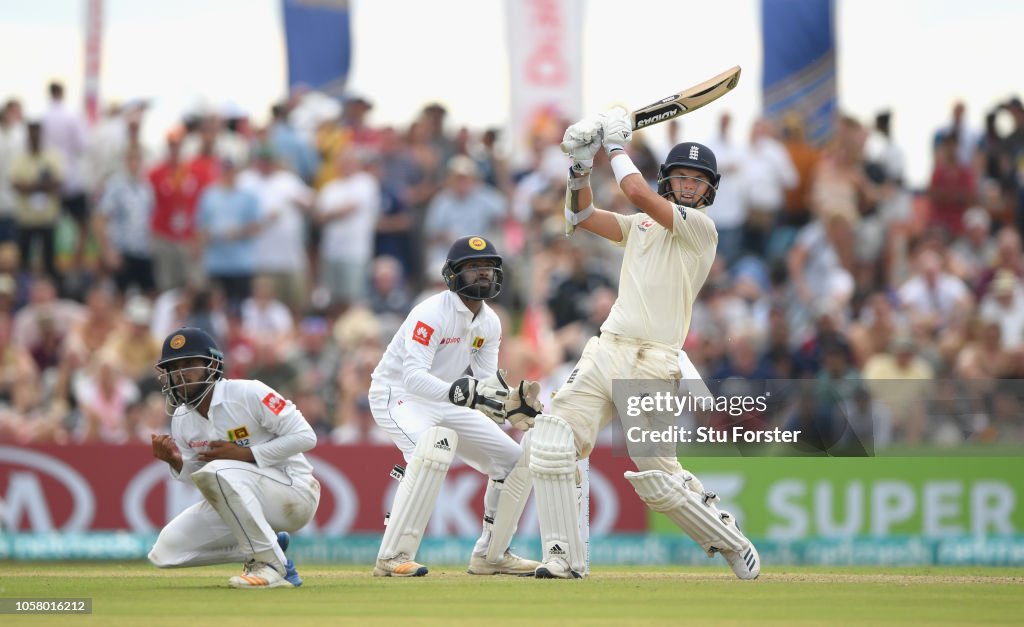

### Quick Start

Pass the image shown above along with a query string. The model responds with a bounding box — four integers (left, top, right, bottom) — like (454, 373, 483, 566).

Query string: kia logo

(0, 446, 96, 531)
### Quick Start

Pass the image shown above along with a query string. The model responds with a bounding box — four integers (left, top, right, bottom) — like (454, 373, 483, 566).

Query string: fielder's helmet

(442, 236, 504, 301)
(155, 327, 225, 412)
(657, 142, 721, 208)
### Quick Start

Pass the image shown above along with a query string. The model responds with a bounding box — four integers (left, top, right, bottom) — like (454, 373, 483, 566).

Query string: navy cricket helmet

(442, 236, 504, 301)
(155, 327, 225, 412)
(657, 142, 721, 208)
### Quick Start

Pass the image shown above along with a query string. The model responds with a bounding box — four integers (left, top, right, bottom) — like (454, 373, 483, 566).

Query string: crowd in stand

(0, 81, 1021, 449)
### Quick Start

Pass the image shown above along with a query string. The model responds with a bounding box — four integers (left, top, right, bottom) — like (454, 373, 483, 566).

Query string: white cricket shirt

(601, 205, 718, 348)
(371, 290, 501, 401)
(169, 378, 317, 483)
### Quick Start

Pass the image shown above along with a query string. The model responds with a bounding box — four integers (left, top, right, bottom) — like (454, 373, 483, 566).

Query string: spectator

(978, 270, 1024, 350)
(315, 146, 382, 309)
(703, 112, 747, 266)
(933, 100, 980, 168)
(99, 295, 162, 388)
(196, 158, 262, 308)
(41, 82, 90, 276)
(740, 118, 797, 260)
(148, 128, 215, 292)
(928, 133, 976, 238)
(93, 146, 156, 294)
(948, 206, 996, 283)
(0, 99, 26, 242)
(367, 255, 412, 320)
(72, 351, 140, 443)
(423, 155, 506, 276)
(10, 122, 63, 277)
(862, 336, 934, 445)
(268, 101, 319, 184)
(237, 145, 314, 314)
(898, 248, 973, 333)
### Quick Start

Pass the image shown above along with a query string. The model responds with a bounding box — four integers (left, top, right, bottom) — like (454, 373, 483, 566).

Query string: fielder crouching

(369, 236, 544, 577)
(148, 327, 320, 589)
(529, 109, 760, 580)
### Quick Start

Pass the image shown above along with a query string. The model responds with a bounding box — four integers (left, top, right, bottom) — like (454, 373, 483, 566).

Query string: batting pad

(529, 415, 586, 572)
(486, 431, 533, 562)
(378, 426, 458, 561)
(625, 470, 749, 555)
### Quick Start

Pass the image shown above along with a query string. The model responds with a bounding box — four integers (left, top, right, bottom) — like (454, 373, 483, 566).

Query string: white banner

(506, 0, 583, 167)
(83, 0, 103, 125)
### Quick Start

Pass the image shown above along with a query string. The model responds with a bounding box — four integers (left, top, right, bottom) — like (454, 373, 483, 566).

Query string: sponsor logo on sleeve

(412, 321, 435, 346)
(262, 393, 287, 415)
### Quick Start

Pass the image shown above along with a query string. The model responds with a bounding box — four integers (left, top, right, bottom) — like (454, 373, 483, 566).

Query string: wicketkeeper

(368, 236, 544, 577)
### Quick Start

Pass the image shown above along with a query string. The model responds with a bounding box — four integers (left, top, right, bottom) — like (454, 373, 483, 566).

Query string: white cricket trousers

(148, 460, 320, 570)
(368, 382, 521, 479)
(550, 333, 685, 474)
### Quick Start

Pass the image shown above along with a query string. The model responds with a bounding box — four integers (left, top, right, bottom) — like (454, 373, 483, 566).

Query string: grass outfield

(1, 563, 1021, 626)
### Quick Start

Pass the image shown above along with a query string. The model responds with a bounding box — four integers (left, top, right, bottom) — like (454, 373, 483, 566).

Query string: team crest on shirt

(227, 426, 250, 446)
(262, 393, 286, 415)
(471, 336, 485, 353)
(412, 321, 434, 346)
(638, 218, 655, 232)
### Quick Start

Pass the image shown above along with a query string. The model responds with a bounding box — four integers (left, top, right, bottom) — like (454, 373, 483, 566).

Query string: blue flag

(282, 0, 351, 97)
(761, 0, 836, 145)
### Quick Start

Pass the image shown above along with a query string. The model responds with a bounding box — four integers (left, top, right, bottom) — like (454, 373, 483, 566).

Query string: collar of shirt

(445, 290, 477, 317)
(208, 379, 227, 408)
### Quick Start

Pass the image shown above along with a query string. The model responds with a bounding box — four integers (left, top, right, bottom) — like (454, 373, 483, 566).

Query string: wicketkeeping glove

(505, 379, 543, 431)
(449, 371, 511, 424)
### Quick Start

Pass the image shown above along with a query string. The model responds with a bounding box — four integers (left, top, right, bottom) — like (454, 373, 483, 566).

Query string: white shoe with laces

(373, 554, 428, 577)
(229, 560, 294, 589)
(467, 550, 541, 575)
(534, 556, 583, 579)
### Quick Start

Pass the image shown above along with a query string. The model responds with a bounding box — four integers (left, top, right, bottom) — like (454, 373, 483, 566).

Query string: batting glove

(599, 107, 632, 155)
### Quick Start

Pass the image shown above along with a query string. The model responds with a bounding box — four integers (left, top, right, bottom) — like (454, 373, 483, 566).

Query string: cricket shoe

(467, 550, 541, 576)
(276, 532, 303, 587)
(714, 511, 760, 580)
(720, 543, 760, 580)
(534, 556, 583, 579)
(229, 560, 295, 589)
(373, 554, 428, 577)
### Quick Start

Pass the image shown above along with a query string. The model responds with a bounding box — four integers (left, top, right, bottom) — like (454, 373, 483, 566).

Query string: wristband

(610, 153, 641, 184)
(564, 204, 595, 225)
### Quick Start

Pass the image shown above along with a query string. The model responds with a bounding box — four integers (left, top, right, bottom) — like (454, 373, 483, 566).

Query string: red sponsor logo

(412, 321, 434, 346)
(262, 393, 286, 415)
(638, 219, 655, 232)
(439, 337, 461, 345)
(187, 440, 210, 449)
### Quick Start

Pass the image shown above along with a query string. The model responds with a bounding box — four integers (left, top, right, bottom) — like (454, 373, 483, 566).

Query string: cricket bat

(629, 65, 742, 130)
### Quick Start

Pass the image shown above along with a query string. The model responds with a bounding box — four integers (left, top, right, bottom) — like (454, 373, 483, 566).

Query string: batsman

(529, 108, 760, 579)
